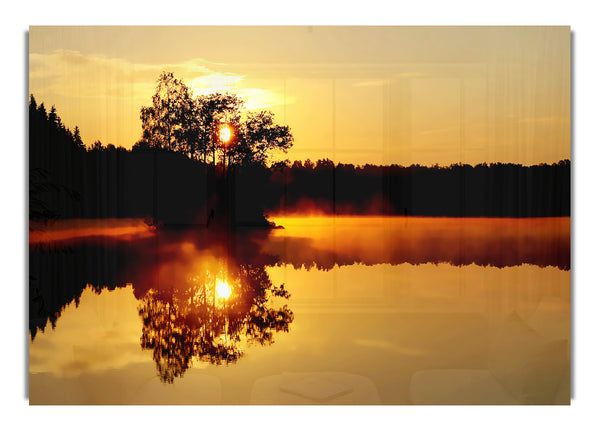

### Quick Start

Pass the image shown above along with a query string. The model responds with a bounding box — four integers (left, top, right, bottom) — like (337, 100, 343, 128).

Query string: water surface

(29, 216, 570, 404)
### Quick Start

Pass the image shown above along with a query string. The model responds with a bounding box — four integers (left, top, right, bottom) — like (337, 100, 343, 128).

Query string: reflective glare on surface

(29, 216, 570, 405)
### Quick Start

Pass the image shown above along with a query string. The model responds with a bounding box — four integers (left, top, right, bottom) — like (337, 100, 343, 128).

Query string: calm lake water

(29, 216, 570, 405)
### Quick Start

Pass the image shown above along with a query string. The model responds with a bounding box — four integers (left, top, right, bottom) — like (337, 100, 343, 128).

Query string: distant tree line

(265, 158, 571, 217)
(29, 94, 570, 225)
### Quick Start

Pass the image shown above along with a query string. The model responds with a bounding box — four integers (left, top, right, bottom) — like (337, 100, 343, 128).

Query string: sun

(219, 124, 232, 144)
(215, 279, 232, 300)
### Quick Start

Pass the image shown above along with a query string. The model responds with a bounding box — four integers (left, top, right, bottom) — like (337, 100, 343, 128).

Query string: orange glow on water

(266, 216, 570, 270)
(28, 215, 570, 404)
(29, 219, 156, 245)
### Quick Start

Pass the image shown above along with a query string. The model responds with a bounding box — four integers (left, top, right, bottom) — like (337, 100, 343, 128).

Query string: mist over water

(29, 215, 570, 404)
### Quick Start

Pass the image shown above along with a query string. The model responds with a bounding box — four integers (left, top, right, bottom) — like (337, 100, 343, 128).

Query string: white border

(4, 1, 599, 429)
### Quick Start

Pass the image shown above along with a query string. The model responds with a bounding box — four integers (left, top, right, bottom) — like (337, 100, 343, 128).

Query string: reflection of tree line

(265, 222, 570, 271)
(29, 220, 569, 381)
(29, 218, 568, 344)
(29, 241, 133, 340)
(29, 230, 293, 383)
(138, 263, 292, 383)
(270, 247, 570, 272)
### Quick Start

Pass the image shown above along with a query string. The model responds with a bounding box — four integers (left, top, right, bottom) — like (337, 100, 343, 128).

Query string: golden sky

(29, 26, 570, 166)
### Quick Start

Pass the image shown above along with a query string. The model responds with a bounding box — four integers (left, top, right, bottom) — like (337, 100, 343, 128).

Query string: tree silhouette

(139, 72, 293, 168)
(29, 95, 85, 220)
(235, 110, 293, 166)
(197, 92, 244, 165)
(90, 140, 103, 151)
(72, 126, 84, 150)
(48, 105, 58, 127)
(140, 72, 198, 153)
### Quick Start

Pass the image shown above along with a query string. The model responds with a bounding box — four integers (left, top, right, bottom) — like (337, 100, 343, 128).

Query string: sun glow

(219, 125, 232, 144)
(215, 279, 232, 300)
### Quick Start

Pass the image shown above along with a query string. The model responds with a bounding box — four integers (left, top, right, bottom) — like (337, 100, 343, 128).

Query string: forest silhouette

(29, 72, 570, 229)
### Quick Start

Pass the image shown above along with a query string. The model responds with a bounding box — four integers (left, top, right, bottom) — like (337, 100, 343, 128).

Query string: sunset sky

(29, 26, 570, 166)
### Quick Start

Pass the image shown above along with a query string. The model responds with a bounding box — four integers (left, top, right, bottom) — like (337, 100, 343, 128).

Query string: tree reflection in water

(137, 254, 293, 383)
(29, 225, 295, 384)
